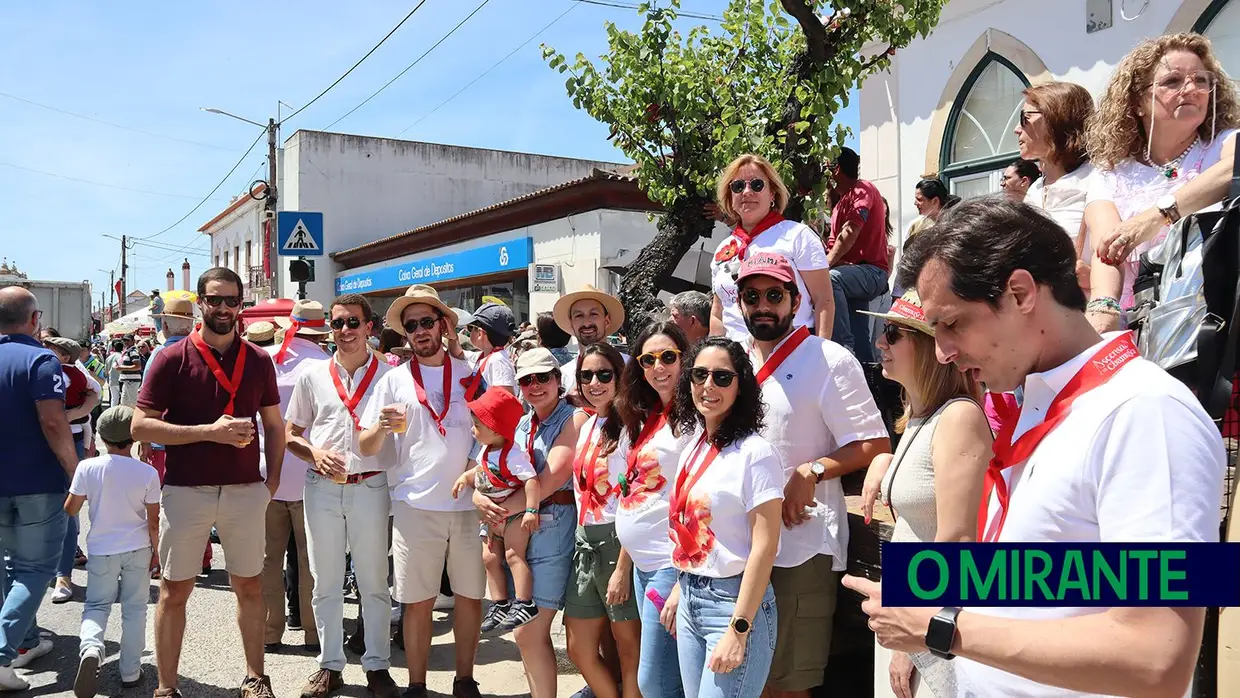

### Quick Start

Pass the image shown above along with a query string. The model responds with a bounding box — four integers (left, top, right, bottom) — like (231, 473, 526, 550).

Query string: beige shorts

(160, 482, 270, 582)
(391, 504, 485, 604)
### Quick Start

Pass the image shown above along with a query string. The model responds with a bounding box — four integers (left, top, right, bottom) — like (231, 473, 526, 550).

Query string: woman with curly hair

(1083, 32, 1240, 331)
(664, 337, 783, 698)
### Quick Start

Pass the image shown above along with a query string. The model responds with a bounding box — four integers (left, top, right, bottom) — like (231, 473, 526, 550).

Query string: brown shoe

(153, 688, 182, 698)
(366, 669, 401, 698)
(241, 675, 277, 698)
(299, 669, 344, 698)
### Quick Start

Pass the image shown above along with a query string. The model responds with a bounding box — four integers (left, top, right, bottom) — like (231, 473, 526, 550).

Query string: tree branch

(779, 0, 827, 63)
(859, 45, 894, 73)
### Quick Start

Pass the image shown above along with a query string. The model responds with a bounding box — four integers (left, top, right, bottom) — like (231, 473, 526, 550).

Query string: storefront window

(940, 54, 1029, 197)
(438, 277, 530, 326)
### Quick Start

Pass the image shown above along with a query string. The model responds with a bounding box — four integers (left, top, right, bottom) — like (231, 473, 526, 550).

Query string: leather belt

(341, 470, 383, 485)
(541, 489, 575, 508)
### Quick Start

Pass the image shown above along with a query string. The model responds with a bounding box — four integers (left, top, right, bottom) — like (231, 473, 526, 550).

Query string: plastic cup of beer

(390, 404, 408, 434)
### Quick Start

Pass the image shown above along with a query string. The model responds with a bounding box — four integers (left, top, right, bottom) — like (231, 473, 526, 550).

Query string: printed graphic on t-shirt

(619, 444, 668, 513)
(578, 448, 616, 525)
(671, 492, 716, 570)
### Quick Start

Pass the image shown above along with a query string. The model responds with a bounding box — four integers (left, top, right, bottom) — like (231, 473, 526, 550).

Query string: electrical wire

(0, 91, 233, 151)
(0, 160, 229, 200)
(282, 0, 431, 124)
(322, 0, 495, 132)
(397, 3, 578, 137)
(572, 0, 722, 21)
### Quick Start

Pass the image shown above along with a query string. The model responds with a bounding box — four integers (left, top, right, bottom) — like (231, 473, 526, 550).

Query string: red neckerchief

(274, 316, 328, 365)
(714, 210, 784, 262)
(752, 326, 812, 384)
(188, 330, 247, 416)
(409, 354, 453, 437)
(669, 432, 721, 563)
(463, 348, 502, 401)
(980, 332, 1139, 541)
(482, 442, 521, 490)
(623, 401, 673, 492)
(330, 355, 379, 431)
(573, 416, 613, 525)
(525, 412, 541, 461)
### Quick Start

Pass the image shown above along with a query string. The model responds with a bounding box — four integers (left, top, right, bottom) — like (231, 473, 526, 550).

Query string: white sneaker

(433, 594, 455, 611)
(11, 638, 53, 668)
(0, 665, 30, 692)
(73, 648, 102, 698)
(51, 584, 73, 604)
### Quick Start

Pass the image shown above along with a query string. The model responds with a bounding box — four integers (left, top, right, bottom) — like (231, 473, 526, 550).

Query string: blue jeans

(80, 547, 150, 682)
(830, 263, 889, 363)
(0, 493, 68, 667)
(59, 514, 79, 578)
(676, 574, 777, 698)
(634, 566, 684, 698)
(503, 502, 575, 610)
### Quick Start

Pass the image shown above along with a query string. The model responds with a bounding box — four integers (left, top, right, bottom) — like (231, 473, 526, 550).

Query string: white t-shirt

(751, 332, 888, 570)
(466, 347, 515, 391)
(615, 419, 696, 573)
(710, 218, 830, 341)
(262, 338, 330, 502)
(670, 432, 785, 578)
(69, 454, 160, 557)
(1085, 129, 1238, 308)
(561, 351, 631, 395)
(956, 334, 1225, 698)
(573, 413, 623, 525)
(475, 443, 536, 499)
(1024, 162, 1095, 261)
(361, 355, 476, 512)
(286, 353, 393, 476)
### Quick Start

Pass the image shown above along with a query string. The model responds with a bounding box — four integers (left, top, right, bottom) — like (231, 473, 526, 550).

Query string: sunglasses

(882, 324, 910, 345)
(403, 316, 441, 333)
(579, 369, 615, 384)
(689, 367, 737, 388)
(729, 178, 766, 194)
(330, 317, 364, 330)
(637, 349, 682, 368)
(1018, 110, 1041, 128)
(202, 295, 241, 308)
(518, 372, 556, 387)
(740, 288, 788, 306)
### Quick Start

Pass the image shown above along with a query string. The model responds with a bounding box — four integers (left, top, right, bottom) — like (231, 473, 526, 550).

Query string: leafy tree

(542, 0, 944, 334)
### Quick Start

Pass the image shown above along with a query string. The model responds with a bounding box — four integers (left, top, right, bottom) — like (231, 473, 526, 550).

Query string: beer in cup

(389, 403, 408, 434)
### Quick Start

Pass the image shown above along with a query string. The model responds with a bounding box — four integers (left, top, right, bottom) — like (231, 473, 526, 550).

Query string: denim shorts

(504, 502, 575, 610)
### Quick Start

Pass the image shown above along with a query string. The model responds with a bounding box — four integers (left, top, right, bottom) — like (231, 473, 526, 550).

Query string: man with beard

(736, 252, 891, 698)
(359, 285, 483, 698)
(552, 285, 628, 399)
(133, 267, 285, 698)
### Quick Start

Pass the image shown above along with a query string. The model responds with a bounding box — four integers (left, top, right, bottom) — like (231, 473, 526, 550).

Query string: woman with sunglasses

(472, 347, 578, 698)
(857, 291, 992, 698)
(563, 342, 641, 698)
(709, 154, 834, 343)
(613, 321, 692, 698)
(666, 337, 783, 698)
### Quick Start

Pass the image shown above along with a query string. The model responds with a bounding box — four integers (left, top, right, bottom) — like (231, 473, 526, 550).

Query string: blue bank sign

(335, 237, 533, 294)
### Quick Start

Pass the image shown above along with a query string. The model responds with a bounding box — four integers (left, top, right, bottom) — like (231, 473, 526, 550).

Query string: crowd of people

(0, 29, 1236, 698)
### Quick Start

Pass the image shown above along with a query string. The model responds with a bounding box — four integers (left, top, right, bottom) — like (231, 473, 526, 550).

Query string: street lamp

(199, 107, 266, 129)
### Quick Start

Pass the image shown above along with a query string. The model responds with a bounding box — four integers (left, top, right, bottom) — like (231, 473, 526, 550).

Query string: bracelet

(525, 508, 539, 515)
(1086, 297, 1122, 313)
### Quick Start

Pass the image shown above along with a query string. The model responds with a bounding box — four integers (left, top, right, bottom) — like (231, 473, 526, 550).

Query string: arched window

(939, 53, 1030, 199)
(1196, 0, 1240, 78)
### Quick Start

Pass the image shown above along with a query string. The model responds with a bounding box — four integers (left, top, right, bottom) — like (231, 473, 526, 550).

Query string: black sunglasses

(1019, 110, 1041, 128)
(403, 316, 441, 333)
(689, 367, 737, 388)
(202, 295, 241, 308)
(729, 178, 766, 194)
(518, 372, 556, 387)
(740, 288, 788, 306)
(331, 317, 364, 330)
(637, 349, 681, 368)
(882, 324, 909, 345)
(579, 369, 615, 385)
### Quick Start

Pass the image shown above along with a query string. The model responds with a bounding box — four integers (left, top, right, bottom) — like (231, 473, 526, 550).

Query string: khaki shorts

(160, 482, 270, 582)
(391, 504, 486, 604)
(564, 523, 640, 622)
(769, 553, 839, 691)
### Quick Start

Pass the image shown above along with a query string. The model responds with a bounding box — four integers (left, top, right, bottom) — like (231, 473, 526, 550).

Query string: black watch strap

(925, 606, 961, 660)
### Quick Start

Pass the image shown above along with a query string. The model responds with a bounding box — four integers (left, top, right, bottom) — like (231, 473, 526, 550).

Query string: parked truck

(21, 279, 93, 342)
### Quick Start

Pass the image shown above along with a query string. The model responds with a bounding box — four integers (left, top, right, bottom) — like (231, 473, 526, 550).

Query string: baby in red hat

(452, 386, 541, 632)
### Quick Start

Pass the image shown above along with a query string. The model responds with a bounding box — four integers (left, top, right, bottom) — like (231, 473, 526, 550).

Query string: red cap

(736, 251, 795, 284)
(467, 386, 524, 442)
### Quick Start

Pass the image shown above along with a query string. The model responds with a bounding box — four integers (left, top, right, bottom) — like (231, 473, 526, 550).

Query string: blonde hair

(715, 154, 790, 223)
(1087, 32, 1240, 170)
(895, 329, 982, 434)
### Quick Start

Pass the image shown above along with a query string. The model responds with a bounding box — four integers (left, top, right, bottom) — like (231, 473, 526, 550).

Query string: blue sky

(0, 0, 858, 306)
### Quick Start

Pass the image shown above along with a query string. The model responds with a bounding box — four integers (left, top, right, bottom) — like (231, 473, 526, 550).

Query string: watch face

(1158, 194, 1177, 210)
(926, 614, 955, 654)
(732, 617, 750, 634)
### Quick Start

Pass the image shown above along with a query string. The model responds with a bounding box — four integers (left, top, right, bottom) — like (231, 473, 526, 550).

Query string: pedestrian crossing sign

(277, 211, 324, 257)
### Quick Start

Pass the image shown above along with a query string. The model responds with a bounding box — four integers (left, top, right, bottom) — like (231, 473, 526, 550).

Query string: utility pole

(120, 234, 128, 316)
(265, 117, 280, 298)
(108, 269, 115, 315)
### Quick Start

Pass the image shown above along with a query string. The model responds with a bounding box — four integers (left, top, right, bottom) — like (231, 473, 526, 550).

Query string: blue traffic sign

(277, 212, 324, 257)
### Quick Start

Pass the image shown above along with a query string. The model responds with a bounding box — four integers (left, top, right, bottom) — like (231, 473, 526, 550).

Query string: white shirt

(616, 420, 695, 573)
(573, 414, 623, 525)
(361, 355, 476, 512)
(561, 351, 631, 395)
(286, 353, 393, 476)
(262, 338, 330, 502)
(670, 432, 785, 578)
(751, 332, 888, 570)
(1024, 162, 1095, 261)
(710, 218, 830, 341)
(956, 334, 1225, 698)
(474, 443, 536, 498)
(69, 454, 160, 556)
(466, 347, 515, 391)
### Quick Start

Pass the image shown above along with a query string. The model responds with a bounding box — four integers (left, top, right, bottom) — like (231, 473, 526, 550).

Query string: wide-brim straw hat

(385, 284, 459, 332)
(275, 299, 332, 336)
(153, 295, 195, 319)
(857, 289, 934, 336)
(244, 321, 276, 343)
(553, 285, 625, 337)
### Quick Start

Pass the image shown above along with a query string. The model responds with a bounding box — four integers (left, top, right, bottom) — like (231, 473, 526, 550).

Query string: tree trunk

(618, 195, 715, 341)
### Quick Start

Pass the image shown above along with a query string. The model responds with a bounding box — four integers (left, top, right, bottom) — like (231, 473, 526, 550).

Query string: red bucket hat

(467, 386, 525, 442)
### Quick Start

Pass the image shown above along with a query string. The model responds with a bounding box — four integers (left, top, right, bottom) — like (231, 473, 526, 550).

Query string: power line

(322, 0, 495, 132)
(572, 0, 722, 21)
(0, 91, 234, 151)
(282, 1, 432, 124)
(0, 160, 230, 201)
(397, 3, 578, 137)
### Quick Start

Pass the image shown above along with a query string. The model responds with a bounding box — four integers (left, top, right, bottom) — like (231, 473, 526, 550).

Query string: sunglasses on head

(882, 324, 910, 345)
(518, 372, 556, 387)
(330, 317, 364, 330)
(729, 178, 766, 194)
(202, 295, 241, 308)
(689, 367, 737, 388)
(579, 369, 614, 385)
(403, 316, 441, 333)
(637, 349, 681, 368)
(740, 288, 788, 306)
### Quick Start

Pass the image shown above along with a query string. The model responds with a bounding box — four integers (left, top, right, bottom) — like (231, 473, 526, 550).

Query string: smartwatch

(1156, 194, 1181, 225)
(925, 607, 961, 660)
(809, 461, 826, 483)
(730, 617, 751, 635)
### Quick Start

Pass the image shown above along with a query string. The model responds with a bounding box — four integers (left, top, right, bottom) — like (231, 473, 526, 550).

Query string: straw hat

(385, 285, 458, 332)
(153, 295, 195, 319)
(275, 299, 332, 336)
(553, 285, 625, 336)
(245, 321, 276, 343)
(857, 289, 935, 336)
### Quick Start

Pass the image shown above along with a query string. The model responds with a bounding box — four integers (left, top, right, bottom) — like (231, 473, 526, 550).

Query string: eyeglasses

(740, 288, 788, 306)
(202, 295, 241, 308)
(518, 372, 556, 387)
(1153, 71, 1216, 94)
(882, 323, 909, 345)
(579, 369, 615, 384)
(637, 349, 682, 368)
(403, 316, 441, 333)
(689, 367, 737, 388)
(331, 317, 363, 330)
(729, 178, 766, 194)
(1018, 110, 1041, 128)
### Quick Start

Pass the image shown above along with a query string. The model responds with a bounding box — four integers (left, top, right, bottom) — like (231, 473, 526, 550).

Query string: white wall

(204, 196, 264, 299)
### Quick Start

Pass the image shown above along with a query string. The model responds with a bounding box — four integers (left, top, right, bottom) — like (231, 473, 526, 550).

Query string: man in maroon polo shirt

(132, 267, 284, 698)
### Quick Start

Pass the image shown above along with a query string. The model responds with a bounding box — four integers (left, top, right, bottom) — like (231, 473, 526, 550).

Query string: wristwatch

(925, 607, 961, 660)
(809, 461, 826, 483)
(730, 617, 751, 635)
(1156, 194, 1181, 225)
